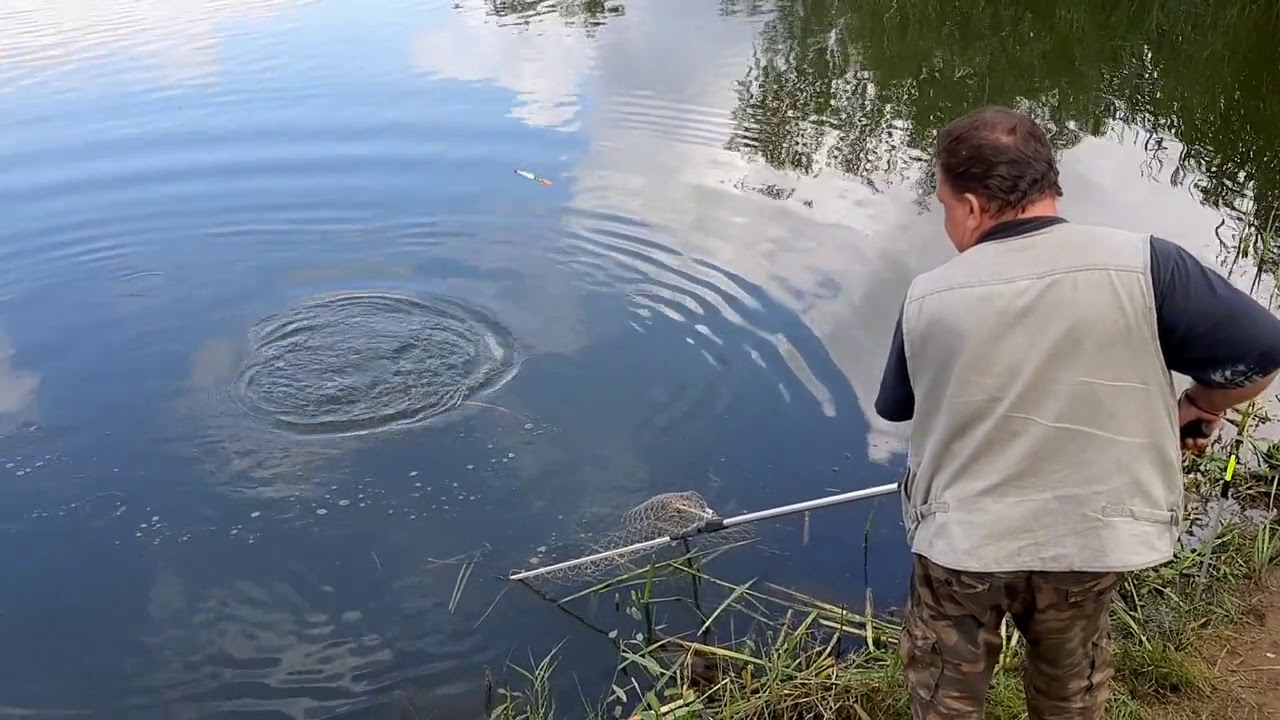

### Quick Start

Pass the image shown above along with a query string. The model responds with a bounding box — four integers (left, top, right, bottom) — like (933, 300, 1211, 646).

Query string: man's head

(934, 106, 1063, 252)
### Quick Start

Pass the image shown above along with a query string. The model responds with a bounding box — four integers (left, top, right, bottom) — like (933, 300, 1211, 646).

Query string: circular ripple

(233, 291, 518, 435)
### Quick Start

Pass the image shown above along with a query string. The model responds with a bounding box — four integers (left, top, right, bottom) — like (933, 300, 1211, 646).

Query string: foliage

(723, 0, 1280, 279)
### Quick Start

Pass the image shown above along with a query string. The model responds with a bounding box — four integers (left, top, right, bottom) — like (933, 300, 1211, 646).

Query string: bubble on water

(409, 471, 418, 477)
(231, 292, 519, 436)
(250, 511, 261, 518)
(466, 465, 474, 470)
(341, 610, 363, 623)
(338, 499, 350, 507)
(315, 508, 328, 516)
(524, 423, 533, 430)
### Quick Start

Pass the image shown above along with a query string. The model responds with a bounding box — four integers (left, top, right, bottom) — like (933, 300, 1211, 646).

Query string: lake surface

(1, 0, 1277, 717)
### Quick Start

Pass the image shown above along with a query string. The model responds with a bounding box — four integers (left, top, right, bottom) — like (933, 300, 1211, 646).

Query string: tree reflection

(726, 0, 1280, 279)
(480, 0, 624, 33)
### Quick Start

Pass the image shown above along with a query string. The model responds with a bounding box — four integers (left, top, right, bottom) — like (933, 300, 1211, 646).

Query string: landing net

(523, 491, 756, 586)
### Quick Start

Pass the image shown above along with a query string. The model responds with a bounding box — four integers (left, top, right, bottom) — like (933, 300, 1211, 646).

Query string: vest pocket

(1100, 504, 1177, 525)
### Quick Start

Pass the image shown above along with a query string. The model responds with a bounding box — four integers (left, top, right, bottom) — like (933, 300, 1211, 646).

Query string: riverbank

(488, 403, 1280, 719)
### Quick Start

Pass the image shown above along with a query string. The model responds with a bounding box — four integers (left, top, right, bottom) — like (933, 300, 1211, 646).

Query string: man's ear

(962, 192, 983, 229)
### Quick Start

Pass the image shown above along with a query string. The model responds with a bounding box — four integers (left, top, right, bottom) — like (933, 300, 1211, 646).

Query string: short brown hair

(935, 106, 1063, 216)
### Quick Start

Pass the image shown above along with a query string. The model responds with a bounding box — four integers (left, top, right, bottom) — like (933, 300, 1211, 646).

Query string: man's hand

(1178, 390, 1222, 454)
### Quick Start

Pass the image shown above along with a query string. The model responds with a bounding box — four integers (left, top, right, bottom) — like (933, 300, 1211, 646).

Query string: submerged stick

(474, 584, 513, 628)
(460, 400, 530, 422)
(424, 544, 491, 571)
(450, 560, 476, 614)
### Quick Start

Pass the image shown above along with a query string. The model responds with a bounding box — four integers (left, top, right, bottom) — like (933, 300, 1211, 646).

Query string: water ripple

(605, 92, 739, 149)
(558, 207, 838, 416)
(232, 291, 520, 437)
(0, 0, 302, 90)
(131, 574, 488, 719)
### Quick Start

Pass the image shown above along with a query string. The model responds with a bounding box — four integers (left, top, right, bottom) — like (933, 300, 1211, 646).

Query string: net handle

(711, 482, 899, 531)
(507, 482, 900, 582)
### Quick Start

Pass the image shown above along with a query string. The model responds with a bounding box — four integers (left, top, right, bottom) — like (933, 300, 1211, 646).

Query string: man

(873, 105, 1280, 719)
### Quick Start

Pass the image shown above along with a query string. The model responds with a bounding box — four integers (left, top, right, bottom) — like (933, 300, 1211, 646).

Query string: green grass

(488, 403, 1280, 720)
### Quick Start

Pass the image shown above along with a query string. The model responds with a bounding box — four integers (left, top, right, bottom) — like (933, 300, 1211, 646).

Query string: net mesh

(525, 491, 756, 585)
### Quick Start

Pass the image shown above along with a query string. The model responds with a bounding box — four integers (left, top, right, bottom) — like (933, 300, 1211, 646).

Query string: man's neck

(997, 198, 1060, 225)
(972, 198, 1061, 244)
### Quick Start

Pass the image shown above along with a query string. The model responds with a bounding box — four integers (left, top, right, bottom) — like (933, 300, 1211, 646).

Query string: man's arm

(874, 305, 915, 422)
(1150, 236, 1280, 413)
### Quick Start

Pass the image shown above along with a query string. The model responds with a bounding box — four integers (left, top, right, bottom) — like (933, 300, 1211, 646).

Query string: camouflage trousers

(898, 554, 1121, 720)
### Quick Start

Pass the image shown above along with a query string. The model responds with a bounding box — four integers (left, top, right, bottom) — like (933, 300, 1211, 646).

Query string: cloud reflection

(138, 567, 394, 719)
(0, 333, 39, 434)
(0, 0, 301, 88)
(410, 1, 593, 131)
(428, 0, 1273, 461)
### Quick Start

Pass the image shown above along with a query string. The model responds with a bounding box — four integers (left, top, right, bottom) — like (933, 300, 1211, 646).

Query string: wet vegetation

(487, 402, 1280, 719)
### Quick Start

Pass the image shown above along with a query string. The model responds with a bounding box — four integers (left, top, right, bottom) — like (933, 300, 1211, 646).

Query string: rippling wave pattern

(233, 292, 519, 436)
(608, 92, 739, 149)
(559, 206, 839, 416)
(0, 0, 298, 90)
(0, 0, 893, 716)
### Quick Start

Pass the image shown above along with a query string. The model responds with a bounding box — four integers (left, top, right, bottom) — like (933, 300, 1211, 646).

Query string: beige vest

(900, 221, 1183, 573)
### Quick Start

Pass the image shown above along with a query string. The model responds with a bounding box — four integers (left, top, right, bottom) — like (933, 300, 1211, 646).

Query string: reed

(489, 406, 1280, 719)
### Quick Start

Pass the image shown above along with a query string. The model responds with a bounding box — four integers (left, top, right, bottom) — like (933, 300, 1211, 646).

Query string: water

(0, 0, 1277, 716)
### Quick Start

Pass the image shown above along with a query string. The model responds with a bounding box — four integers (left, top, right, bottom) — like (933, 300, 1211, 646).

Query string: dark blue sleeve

(874, 304, 915, 422)
(1150, 236, 1280, 388)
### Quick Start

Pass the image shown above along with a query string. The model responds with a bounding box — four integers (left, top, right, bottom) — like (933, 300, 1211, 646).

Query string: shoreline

(488, 403, 1280, 719)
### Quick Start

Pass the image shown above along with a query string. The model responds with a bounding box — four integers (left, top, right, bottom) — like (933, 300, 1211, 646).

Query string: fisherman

(873, 105, 1280, 719)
